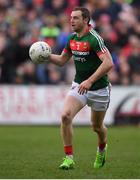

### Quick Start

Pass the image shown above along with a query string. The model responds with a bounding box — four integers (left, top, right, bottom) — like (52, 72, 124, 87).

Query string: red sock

(98, 143, 106, 151)
(64, 145, 73, 155)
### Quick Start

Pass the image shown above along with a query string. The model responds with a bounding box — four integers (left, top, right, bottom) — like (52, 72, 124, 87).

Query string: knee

(61, 111, 72, 125)
(92, 124, 102, 133)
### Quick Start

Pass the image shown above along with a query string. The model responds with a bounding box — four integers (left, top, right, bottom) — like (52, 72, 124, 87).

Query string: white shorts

(67, 81, 111, 111)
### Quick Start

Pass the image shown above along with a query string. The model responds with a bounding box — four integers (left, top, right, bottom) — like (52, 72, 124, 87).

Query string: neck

(77, 25, 89, 38)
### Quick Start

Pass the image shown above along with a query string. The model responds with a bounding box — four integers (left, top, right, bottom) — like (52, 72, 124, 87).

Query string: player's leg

(61, 95, 85, 151)
(87, 85, 111, 168)
(91, 110, 107, 147)
(59, 95, 86, 169)
(91, 110, 108, 168)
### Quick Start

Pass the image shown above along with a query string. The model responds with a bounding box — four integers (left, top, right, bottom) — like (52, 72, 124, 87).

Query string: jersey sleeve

(91, 32, 108, 56)
(62, 35, 72, 55)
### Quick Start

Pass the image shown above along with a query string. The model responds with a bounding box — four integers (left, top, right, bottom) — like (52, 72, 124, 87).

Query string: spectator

(127, 36, 140, 85)
(0, 0, 139, 85)
(40, 15, 60, 47)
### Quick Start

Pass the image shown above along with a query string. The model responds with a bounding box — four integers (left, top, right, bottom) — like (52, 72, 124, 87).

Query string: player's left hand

(78, 79, 92, 95)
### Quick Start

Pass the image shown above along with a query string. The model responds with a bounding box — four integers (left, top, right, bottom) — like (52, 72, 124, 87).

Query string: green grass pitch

(0, 125, 139, 179)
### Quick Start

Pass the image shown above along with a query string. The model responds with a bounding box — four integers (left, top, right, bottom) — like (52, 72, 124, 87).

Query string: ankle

(66, 155, 73, 159)
(98, 143, 106, 152)
(64, 145, 73, 157)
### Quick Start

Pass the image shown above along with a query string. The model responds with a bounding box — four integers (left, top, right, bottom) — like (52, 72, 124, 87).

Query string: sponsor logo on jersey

(72, 50, 89, 55)
(70, 40, 90, 52)
(73, 56, 86, 63)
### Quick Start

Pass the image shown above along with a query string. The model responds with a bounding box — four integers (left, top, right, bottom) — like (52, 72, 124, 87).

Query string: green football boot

(59, 156, 75, 170)
(94, 144, 108, 169)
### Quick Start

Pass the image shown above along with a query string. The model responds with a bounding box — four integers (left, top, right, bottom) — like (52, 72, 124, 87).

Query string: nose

(70, 17, 74, 23)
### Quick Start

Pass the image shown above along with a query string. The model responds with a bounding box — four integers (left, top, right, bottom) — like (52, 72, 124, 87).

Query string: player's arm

(48, 51, 72, 67)
(88, 35, 114, 84)
(78, 50, 114, 94)
(48, 35, 73, 66)
(88, 50, 114, 84)
(78, 32, 114, 94)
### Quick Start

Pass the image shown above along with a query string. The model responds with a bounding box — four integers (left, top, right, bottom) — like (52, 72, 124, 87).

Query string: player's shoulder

(89, 27, 105, 45)
(68, 32, 77, 40)
(89, 28, 102, 39)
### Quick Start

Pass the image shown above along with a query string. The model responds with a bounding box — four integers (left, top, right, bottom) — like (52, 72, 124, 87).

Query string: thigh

(68, 81, 87, 106)
(62, 95, 85, 120)
(87, 85, 111, 111)
(91, 109, 106, 127)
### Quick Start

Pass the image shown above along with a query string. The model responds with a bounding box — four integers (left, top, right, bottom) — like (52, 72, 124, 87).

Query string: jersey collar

(77, 25, 92, 38)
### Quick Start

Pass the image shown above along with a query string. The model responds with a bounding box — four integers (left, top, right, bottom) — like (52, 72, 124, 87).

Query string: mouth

(71, 24, 76, 28)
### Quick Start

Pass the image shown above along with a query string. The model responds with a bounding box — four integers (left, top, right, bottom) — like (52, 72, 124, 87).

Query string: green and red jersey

(63, 26, 110, 90)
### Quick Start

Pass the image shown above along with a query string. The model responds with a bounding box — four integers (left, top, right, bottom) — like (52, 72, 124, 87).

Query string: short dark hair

(73, 7, 90, 24)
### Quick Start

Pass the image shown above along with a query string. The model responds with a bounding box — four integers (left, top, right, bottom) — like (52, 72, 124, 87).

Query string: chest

(70, 40, 91, 52)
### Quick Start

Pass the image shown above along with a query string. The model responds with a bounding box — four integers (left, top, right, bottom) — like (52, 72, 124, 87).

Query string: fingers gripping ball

(29, 41, 51, 64)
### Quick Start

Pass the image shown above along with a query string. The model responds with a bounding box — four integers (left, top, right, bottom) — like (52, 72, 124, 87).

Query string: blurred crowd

(0, 0, 140, 85)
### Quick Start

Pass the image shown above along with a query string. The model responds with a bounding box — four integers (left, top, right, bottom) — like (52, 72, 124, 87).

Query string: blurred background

(0, 0, 140, 126)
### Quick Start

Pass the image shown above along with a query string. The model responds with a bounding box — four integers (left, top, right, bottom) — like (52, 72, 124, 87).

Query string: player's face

(70, 10, 85, 32)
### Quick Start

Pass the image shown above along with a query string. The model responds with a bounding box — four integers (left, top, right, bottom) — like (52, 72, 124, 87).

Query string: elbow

(110, 62, 114, 70)
(58, 62, 65, 67)
(109, 61, 114, 71)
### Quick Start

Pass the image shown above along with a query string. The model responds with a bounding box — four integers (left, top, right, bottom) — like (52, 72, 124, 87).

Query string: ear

(84, 18, 89, 24)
